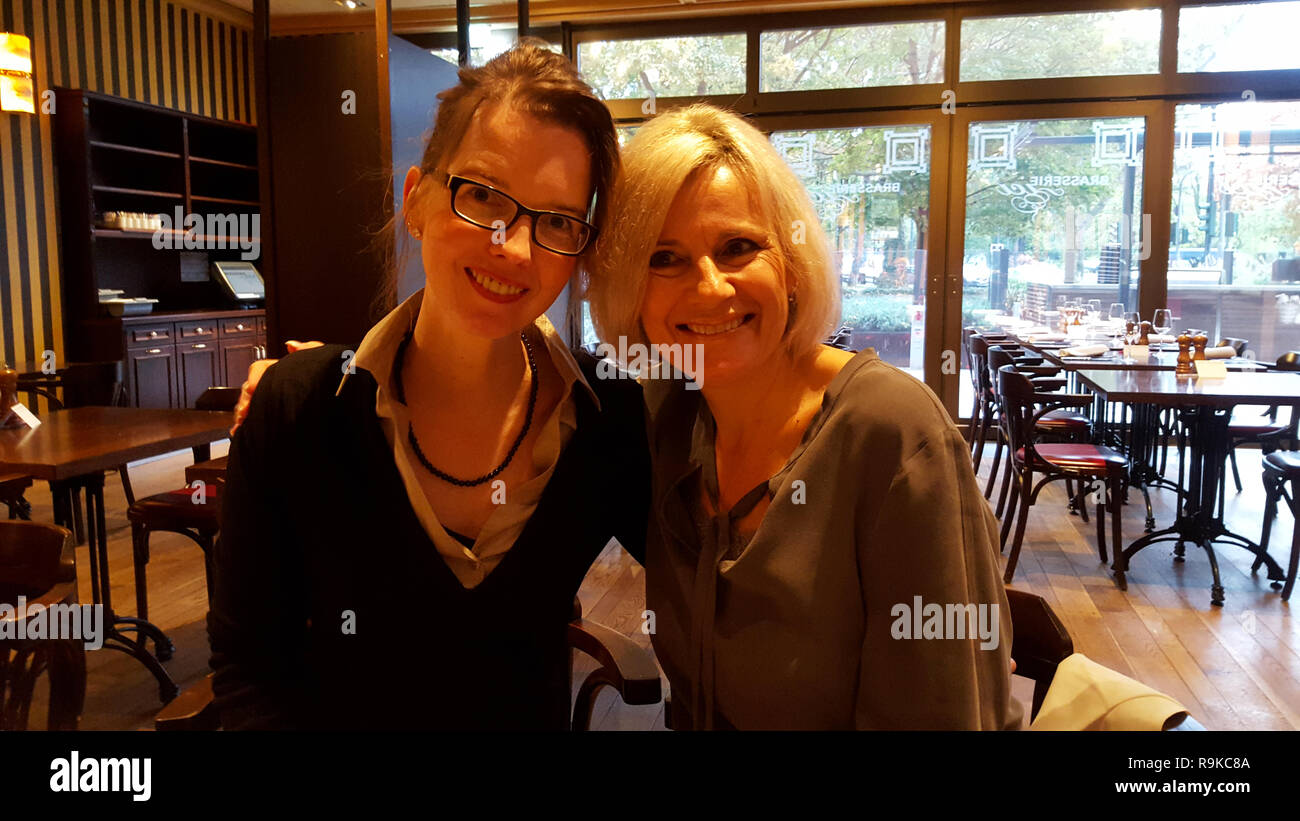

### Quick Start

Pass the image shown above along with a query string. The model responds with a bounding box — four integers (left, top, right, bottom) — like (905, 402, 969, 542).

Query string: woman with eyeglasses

(208, 40, 649, 729)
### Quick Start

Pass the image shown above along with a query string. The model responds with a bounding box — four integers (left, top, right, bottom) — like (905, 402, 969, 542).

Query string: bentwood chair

(985, 347, 1092, 519)
(21, 362, 136, 542)
(127, 387, 240, 632)
(1006, 588, 1073, 722)
(1226, 350, 1300, 493)
(155, 598, 662, 731)
(0, 520, 86, 730)
(998, 366, 1128, 583)
(969, 334, 1040, 474)
(1258, 452, 1300, 601)
(1, 474, 34, 520)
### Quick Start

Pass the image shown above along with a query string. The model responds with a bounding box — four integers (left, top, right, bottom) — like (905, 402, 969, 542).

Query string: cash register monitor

(212, 261, 265, 304)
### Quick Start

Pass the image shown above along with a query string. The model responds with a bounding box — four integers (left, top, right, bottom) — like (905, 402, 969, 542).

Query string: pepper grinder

(1, 363, 22, 429)
(1138, 321, 1152, 346)
(1192, 333, 1208, 361)
(1176, 333, 1194, 375)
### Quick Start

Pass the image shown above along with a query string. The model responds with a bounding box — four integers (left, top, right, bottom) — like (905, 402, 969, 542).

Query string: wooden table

(1074, 369, 1300, 605)
(0, 406, 233, 701)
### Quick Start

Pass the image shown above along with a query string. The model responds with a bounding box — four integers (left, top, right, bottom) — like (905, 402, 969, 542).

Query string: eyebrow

(456, 166, 588, 217)
(655, 227, 767, 248)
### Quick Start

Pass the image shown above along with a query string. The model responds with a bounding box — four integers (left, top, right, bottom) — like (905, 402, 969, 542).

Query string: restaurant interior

(1, 0, 1299, 740)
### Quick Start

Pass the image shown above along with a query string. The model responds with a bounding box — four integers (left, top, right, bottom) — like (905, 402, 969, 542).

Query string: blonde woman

(587, 104, 1018, 730)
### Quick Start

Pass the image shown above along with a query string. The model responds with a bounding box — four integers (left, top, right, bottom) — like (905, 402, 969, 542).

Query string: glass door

(758, 110, 952, 389)
(947, 102, 1168, 420)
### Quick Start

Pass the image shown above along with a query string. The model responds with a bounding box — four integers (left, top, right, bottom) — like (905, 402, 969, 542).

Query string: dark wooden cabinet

(113, 309, 264, 408)
(52, 89, 264, 406)
(178, 342, 221, 408)
(127, 346, 179, 409)
(221, 342, 261, 393)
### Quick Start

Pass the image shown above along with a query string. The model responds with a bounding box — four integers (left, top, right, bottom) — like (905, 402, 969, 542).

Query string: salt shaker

(1138, 321, 1152, 346)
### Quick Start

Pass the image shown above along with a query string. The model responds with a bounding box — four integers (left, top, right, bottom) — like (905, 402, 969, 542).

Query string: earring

(407, 221, 422, 240)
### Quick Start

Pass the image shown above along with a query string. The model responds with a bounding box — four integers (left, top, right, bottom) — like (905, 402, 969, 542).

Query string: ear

(401, 166, 424, 222)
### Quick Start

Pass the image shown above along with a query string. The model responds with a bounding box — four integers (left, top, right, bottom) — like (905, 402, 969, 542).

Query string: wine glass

(1108, 303, 1126, 343)
(1153, 309, 1173, 346)
(1087, 299, 1102, 322)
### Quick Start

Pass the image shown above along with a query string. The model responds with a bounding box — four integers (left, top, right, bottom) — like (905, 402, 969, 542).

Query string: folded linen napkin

(1204, 345, 1238, 359)
(1149, 333, 1176, 343)
(1059, 343, 1109, 357)
(1027, 333, 1067, 343)
(1030, 653, 1189, 731)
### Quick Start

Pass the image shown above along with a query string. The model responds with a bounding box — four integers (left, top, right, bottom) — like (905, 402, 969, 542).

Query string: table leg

(52, 473, 179, 703)
(1113, 405, 1287, 606)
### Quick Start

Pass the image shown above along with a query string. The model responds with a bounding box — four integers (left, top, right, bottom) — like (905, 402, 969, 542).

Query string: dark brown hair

(374, 39, 619, 320)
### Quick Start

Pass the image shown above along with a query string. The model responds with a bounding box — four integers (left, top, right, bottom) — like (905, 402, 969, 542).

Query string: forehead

(661, 165, 768, 235)
(447, 103, 593, 211)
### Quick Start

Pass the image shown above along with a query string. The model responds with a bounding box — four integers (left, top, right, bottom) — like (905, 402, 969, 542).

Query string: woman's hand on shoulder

(230, 340, 325, 435)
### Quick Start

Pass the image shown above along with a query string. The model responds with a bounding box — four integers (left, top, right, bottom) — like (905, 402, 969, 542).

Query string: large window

(962, 116, 1146, 329)
(1178, 1, 1300, 73)
(576, 34, 746, 99)
(959, 9, 1161, 81)
(772, 125, 934, 375)
(760, 21, 944, 92)
(1168, 100, 1300, 360)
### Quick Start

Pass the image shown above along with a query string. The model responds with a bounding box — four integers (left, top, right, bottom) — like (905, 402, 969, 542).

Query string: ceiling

(212, 0, 976, 32)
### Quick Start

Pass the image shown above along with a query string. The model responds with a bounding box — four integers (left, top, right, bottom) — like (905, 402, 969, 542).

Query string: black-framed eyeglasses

(444, 173, 597, 256)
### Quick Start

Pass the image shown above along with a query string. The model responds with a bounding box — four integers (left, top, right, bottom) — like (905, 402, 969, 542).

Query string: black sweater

(207, 344, 650, 730)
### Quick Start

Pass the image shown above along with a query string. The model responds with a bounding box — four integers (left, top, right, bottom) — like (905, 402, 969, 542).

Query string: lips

(465, 267, 529, 303)
(677, 314, 754, 336)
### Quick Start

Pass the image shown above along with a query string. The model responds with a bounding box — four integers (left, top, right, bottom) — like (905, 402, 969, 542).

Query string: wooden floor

(18, 439, 1298, 730)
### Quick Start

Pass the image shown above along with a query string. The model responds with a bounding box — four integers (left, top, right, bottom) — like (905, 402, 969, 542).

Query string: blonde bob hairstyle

(587, 104, 838, 359)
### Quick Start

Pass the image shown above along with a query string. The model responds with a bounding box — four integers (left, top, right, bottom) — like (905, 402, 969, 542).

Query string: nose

(492, 214, 534, 266)
(693, 255, 735, 301)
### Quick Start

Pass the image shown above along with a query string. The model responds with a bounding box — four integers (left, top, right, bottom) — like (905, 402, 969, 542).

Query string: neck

(406, 290, 528, 406)
(701, 348, 817, 446)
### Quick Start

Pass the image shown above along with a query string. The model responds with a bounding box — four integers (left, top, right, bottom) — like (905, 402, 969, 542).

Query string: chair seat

(1036, 409, 1091, 431)
(128, 488, 222, 531)
(1229, 419, 1289, 437)
(1263, 449, 1300, 477)
(1017, 444, 1126, 473)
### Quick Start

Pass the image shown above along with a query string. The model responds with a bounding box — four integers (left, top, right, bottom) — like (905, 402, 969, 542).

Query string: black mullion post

(517, 0, 527, 39)
(745, 25, 758, 114)
(456, 0, 469, 66)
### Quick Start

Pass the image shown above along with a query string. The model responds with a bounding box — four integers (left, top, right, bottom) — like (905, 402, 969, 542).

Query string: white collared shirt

(350, 289, 600, 588)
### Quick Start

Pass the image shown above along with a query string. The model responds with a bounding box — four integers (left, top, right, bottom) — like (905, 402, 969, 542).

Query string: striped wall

(0, 0, 254, 372)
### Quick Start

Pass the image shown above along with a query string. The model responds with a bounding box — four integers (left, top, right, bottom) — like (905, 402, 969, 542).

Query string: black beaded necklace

(393, 328, 539, 488)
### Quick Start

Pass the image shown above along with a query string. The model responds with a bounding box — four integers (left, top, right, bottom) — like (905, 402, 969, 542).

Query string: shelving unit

(53, 88, 267, 408)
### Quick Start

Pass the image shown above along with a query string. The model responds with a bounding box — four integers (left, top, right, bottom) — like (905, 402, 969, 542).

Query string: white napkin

(1149, 333, 1176, 343)
(1028, 333, 1067, 343)
(1030, 653, 1189, 731)
(1060, 343, 1108, 357)
(1204, 345, 1237, 359)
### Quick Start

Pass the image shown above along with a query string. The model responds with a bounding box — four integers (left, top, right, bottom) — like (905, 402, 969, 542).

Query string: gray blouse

(644, 349, 1021, 730)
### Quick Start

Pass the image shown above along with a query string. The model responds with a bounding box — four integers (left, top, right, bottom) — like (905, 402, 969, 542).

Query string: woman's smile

(677, 313, 756, 337)
(464, 266, 530, 302)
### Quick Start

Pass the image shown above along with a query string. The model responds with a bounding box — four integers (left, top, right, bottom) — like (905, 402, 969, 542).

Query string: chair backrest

(1277, 351, 1300, 371)
(61, 361, 126, 408)
(1217, 337, 1248, 358)
(1006, 588, 1074, 721)
(996, 364, 1044, 457)
(194, 387, 241, 412)
(0, 521, 74, 602)
(968, 335, 992, 395)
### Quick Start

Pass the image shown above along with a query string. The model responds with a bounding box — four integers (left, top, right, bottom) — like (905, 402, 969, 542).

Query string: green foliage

(841, 293, 912, 333)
